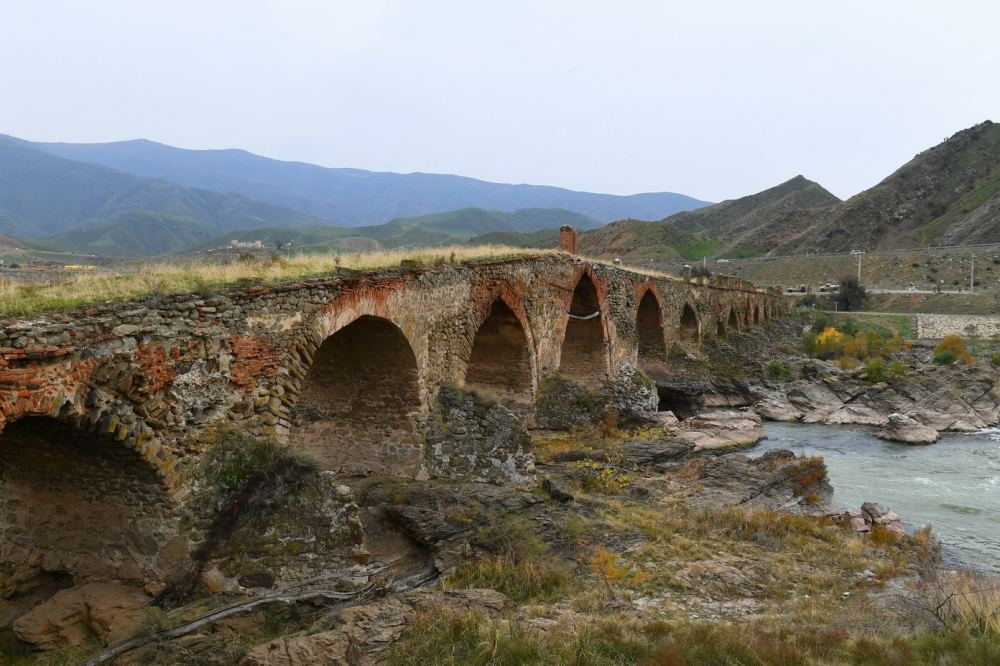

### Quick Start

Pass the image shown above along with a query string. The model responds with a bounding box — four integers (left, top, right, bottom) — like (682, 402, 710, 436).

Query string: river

(754, 422, 1000, 573)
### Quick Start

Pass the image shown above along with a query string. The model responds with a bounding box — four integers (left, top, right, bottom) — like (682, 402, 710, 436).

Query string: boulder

(674, 409, 765, 450)
(652, 410, 679, 427)
(861, 502, 906, 537)
(876, 413, 939, 445)
(754, 399, 802, 422)
(13, 582, 151, 650)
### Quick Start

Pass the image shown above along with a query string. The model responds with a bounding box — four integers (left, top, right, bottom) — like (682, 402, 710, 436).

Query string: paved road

(867, 288, 979, 295)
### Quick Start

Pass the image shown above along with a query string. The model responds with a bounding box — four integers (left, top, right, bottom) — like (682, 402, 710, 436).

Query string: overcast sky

(1, 1, 998, 201)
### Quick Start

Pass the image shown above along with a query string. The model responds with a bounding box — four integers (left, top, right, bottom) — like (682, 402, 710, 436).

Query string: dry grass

(0, 245, 550, 316)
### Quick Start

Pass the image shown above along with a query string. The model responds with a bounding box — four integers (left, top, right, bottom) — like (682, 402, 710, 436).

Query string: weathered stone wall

(916, 313, 1000, 339)
(0, 254, 783, 594)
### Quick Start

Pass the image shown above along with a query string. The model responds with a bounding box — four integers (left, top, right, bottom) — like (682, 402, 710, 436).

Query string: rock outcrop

(752, 359, 1000, 437)
(243, 589, 510, 666)
(670, 448, 834, 513)
(876, 412, 939, 445)
(674, 409, 765, 450)
(12, 582, 151, 651)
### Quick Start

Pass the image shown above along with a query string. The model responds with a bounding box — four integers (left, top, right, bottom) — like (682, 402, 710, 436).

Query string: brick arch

(0, 414, 184, 610)
(635, 282, 667, 368)
(464, 289, 536, 410)
(728, 306, 741, 332)
(289, 311, 423, 476)
(558, 265, 611, 386)
(679, 301, 701, 343)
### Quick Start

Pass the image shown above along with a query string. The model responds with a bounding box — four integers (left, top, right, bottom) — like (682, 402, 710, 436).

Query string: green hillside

(198, 208, 598, 254)
(0, 135, 332, 255)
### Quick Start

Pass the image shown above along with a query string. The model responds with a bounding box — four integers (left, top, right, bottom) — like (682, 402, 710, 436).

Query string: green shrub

(766, 361, 789, 379)
(448, 515, 570, 603)
(934, 336, 973, 365)
(863, 357, 886, 384)
(990, 352, 1000, 367)
(934, 349, 957, 365)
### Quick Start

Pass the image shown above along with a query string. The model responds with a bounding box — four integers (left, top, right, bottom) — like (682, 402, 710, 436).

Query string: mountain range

(498, 121, 1000, 263)
(0, 134, 709, 256)
(1, 120, 997, 259)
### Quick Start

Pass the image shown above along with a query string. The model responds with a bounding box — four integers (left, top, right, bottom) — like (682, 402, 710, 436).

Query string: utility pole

(851, 250, 865, 283)
(970, 252, 975, 292)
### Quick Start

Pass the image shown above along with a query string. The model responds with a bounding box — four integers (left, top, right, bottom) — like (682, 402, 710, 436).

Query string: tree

(837, 275, 867, 311)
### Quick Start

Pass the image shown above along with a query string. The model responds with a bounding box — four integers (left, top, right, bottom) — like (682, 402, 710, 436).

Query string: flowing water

(754, 422, 1000, 573)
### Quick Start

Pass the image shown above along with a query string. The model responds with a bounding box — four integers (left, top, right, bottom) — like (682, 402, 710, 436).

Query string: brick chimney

(559, 225, 577, 255)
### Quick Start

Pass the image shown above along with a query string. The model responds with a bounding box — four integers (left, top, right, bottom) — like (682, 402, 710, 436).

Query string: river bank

(754, 421, 1000, 573)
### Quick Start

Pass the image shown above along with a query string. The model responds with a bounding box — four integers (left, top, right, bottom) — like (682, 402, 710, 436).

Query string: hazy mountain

(199, 207, 599, 254)
(0, 135, 330, 253)
(774, 121, 1000, 253)
(30, 138, 711, 226)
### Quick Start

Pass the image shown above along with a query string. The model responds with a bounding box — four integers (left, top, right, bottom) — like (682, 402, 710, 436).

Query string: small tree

(837, 275, 867, 311)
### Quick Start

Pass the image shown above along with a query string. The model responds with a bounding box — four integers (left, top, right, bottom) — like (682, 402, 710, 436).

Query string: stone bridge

(0, 253, 783, 616)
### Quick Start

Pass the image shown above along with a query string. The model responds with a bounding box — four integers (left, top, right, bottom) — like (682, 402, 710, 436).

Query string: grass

(0, 634, 100, 665)
(0, 245, 551, 316)
(386, 605, 1000, 666)
(446, 514, 572, 603)
(0, 243, 719, 317)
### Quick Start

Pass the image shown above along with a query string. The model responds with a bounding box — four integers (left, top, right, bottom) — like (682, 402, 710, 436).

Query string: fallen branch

(80, 585, 375, 666)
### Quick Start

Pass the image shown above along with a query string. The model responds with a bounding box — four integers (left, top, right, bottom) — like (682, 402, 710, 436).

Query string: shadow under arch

(465, 297, 534, 410)
(0, 416, 182, 600)
(288, 314, 422, 475)
(636, 288, 667, 373)
(728, 307, 740, 332)
(559, 271, 609, 386)
(679, 302, 700, 343)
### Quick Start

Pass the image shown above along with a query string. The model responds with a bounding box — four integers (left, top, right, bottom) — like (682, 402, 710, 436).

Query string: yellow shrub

(814, 327, 846, 358)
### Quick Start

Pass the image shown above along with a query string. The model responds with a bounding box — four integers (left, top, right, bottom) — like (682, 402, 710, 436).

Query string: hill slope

(31, 138, 712, 226)
(0, 135, 331, 254)
(776, 121, 1000, 253)
(576, 176, 840, 263)
(199, 207, 598, 253)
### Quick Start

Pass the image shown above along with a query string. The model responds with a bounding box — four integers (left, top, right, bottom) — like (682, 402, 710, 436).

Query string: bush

(813, 326, 846, 359)
(837, 355, 860, 370)
(934, 336, 974, 365)
(836, 275, 867, 311)
(990, 352, 1000, 367)
(766, 361, 789, 379)
(448, 515, 571, 603)
(863, 357, 886, 384)
(934, 349, 957, 365)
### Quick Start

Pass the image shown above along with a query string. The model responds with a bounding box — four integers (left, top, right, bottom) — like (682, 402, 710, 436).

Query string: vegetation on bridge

(0, 245, 552, 316)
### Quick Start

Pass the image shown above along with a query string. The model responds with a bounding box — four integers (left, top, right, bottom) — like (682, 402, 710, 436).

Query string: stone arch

(716, 318, 727, 338)
(728, 307, 740, 332)
(0, 416, 182, 612)
(636, 288, 666, 369)
(465, 298, 534, 409)
(559, 271, 609, 385)
(679, 303, 700, 343)
(289, 315, 422, 475)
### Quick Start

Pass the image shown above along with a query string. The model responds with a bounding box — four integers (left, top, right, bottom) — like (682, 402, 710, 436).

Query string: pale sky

(1, 1, 998, 201)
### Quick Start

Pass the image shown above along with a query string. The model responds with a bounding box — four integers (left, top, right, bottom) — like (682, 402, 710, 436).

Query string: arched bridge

(0, 253, 783, 598)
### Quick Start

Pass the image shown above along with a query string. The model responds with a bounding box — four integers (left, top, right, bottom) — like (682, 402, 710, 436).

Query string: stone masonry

(0, 253, 783, 597)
